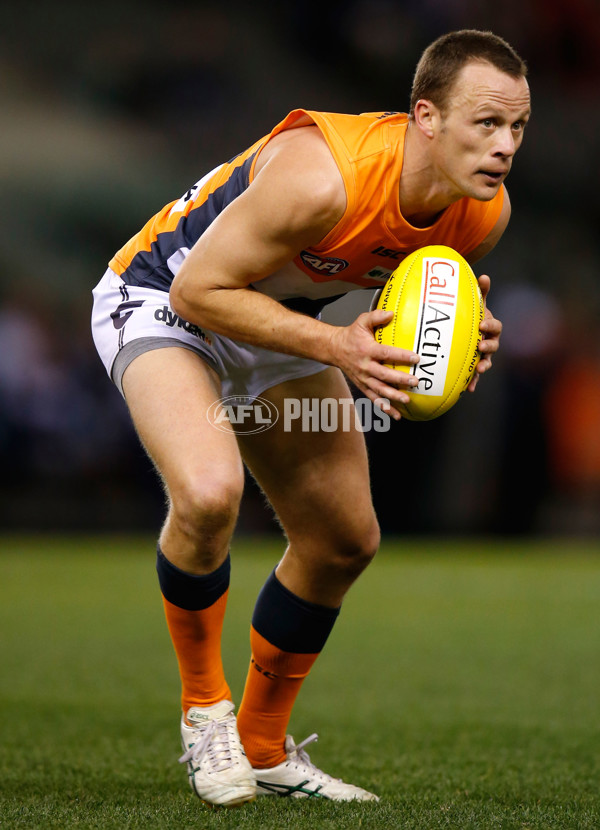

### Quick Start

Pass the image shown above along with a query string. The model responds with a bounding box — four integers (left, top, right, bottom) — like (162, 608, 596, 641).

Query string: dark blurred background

(1, 0, 599, 538)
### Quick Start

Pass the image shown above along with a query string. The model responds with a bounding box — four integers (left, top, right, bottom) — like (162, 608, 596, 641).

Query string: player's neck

(400, 121, 457, 228)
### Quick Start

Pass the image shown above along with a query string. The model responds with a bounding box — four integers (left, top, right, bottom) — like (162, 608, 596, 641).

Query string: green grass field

(1, 535, 600, 829)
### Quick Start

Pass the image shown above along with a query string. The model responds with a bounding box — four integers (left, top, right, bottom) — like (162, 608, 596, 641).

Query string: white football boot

(254, 733, 379, 801)
(179, 700, 256, 807)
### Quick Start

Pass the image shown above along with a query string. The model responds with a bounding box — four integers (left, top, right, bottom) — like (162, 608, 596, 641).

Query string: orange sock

(162, 592, 231, 713)
(237, 569, 340, 769)
(156, 547, 231, 714)
(237, 627, 319, 768)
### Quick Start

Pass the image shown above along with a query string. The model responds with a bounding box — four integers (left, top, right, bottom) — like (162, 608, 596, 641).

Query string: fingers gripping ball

(375, 245, 484, 421)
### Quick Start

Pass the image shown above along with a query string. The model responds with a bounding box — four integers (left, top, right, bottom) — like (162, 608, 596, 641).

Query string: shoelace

(288, 733, 342, 783)
(179, 718, 236, 771)
(290, 733, 319, 762)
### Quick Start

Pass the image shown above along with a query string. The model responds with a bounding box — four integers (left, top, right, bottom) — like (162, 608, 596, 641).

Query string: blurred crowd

(1, 0, 599, 535)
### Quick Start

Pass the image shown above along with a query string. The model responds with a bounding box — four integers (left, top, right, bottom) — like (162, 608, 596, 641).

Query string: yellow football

(374, 244, 484, 421)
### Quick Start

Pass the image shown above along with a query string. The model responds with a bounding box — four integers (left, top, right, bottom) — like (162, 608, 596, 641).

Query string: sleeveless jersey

(109, 109, 504, 315)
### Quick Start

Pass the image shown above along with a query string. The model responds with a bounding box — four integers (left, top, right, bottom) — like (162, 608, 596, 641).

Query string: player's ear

(413, 99, 438, 138)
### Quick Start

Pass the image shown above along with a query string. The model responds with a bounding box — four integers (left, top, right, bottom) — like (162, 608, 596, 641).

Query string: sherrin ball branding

(375, 245, 484, 421)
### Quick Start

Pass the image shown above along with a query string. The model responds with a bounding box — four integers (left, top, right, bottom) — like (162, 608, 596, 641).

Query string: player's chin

(472, 184, 500, 201)
(472, 173, 504, 199)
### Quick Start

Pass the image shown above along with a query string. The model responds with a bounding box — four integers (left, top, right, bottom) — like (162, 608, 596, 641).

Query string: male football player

(92, 29, 530, 806)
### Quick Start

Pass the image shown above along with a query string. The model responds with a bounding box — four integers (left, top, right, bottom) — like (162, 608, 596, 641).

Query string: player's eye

(481, 118, 495, 128)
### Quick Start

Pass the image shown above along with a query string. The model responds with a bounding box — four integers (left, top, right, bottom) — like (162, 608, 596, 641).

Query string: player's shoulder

(255, 122, 335, 171)
(465, 186, 511, 263)
(253, 124, 346, 218)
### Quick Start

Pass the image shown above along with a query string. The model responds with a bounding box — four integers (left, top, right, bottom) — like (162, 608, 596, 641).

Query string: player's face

(433, 61, 531, 201)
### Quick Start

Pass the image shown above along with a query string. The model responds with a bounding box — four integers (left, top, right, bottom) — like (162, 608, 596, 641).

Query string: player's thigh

(237, 367, 378, 548)
(122, 346, 245, 509)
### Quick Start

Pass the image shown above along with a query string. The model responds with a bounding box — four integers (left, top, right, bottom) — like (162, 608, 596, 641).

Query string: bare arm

(170, 128, 419, 417)
(464, 186, 510, 391)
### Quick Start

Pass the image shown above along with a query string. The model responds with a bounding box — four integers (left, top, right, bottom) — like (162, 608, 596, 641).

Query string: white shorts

(91, 268, 328, 398)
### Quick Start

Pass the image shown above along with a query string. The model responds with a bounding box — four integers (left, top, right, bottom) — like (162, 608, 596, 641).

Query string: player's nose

(493, 127, 516, 158)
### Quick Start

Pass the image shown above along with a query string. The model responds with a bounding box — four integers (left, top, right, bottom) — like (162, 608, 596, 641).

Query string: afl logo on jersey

(300, 251, 349, 275)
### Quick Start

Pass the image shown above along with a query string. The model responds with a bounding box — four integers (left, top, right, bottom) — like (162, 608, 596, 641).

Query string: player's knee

(169, 469, 244, 541)
(334, 515, 380, 578)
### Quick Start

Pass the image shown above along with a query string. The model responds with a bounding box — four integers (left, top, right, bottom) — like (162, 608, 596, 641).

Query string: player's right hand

(329, 309, 420, 420)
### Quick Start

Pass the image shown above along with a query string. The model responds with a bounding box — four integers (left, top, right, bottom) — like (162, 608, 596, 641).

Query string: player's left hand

(468, 274, 502, 393)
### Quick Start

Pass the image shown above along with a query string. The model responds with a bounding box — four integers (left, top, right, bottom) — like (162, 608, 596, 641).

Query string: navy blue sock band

(156, 546, 230, 611)
(252, 568, 340, 654)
